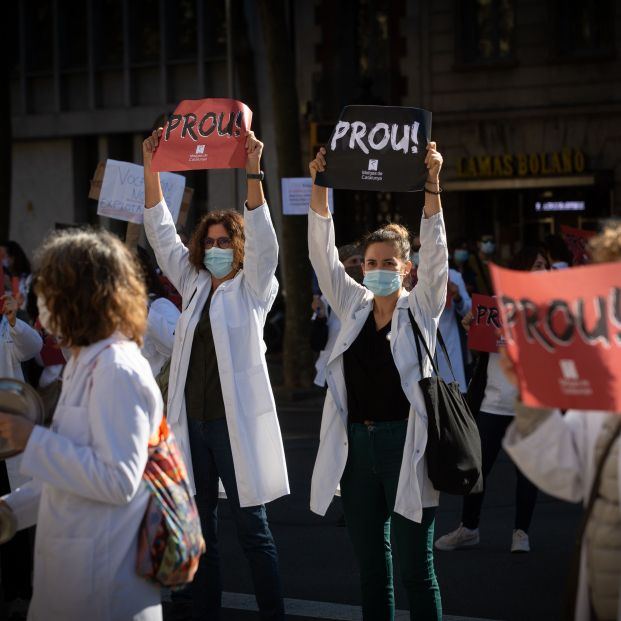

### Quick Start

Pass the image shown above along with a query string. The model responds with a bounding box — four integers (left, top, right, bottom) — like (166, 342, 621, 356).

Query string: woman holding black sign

(308, 143, 446, 620)
(143, 128, 288, 620)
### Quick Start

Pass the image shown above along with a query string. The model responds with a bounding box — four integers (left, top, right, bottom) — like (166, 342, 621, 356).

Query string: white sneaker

(511, 529, 530, 553)
(434, 524, 480, 551)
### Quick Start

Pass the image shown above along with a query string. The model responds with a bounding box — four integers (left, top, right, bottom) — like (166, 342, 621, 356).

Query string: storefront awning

(443, 174, 596, 191)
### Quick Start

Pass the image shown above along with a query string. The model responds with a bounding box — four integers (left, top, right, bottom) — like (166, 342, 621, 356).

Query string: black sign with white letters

(315, 105, 432, 192)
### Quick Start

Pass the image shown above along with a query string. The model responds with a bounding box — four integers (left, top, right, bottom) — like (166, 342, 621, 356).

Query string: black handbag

(408, 309, 483, 495)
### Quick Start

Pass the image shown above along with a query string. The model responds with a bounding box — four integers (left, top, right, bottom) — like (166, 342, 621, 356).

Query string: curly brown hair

(187, 210, 245, 272)
(588, 221, 621, 264)
(363, 222, 411, 261)
(33, 228, 147, 348)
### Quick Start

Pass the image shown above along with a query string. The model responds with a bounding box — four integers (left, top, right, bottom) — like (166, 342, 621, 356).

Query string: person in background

(0, 242, 33, 316)
(544, 233, 573, 270)
(404, 235, 421, 290)
(312, 244, 363, 388)
(143, 128, 288, 620)
(435, 246, 548, 555)
(470, 233, 497, 295)
(0, 292, 42, 620)
(136, 246, 180, 378)
(0, 228, 163, 621)
(501, 222, 621, 621)
(450, 238, 477, 295)
(308, 143, 446, 620)
(437, 269, 472, 393)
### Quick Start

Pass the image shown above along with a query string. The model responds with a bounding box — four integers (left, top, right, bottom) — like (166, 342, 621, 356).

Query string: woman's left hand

(245, 131, 263, 174)
(425, 142, 443, 183)
(1, 295, 18, 328)
(0, 413, 34, 453)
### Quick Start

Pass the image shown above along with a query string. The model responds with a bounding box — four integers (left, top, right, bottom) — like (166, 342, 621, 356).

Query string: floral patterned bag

(136, 417, 205, 589)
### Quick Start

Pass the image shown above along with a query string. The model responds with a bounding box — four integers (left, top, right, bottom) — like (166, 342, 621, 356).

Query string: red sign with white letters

(490, 262, 621, 412)
(151, 98, 252, 172)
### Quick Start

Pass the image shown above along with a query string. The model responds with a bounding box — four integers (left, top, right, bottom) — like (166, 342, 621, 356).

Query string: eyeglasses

(204, 236, 232, 249)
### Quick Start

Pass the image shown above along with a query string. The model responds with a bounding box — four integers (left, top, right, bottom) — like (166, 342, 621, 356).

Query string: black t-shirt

(184, 295, 226, 421)
(343, 311, 411, 423)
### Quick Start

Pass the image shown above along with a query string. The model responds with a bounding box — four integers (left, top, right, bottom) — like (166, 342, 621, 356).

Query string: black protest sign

(315, 106, 432, 192)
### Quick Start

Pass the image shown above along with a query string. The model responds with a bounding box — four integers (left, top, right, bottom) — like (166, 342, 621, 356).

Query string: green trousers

(340, 420, 442, 621)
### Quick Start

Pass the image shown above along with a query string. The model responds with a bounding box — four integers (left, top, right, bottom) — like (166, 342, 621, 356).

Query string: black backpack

(408, 309, 483, 495)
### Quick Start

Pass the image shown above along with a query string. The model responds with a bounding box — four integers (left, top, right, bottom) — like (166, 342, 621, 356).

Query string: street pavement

(208, 391, 581, 621)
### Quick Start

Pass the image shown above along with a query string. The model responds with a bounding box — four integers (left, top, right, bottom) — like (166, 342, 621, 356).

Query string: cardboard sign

(468, 294, 503, 353)
(97, 160, 186, 225)
(151, 98, 252, 172)
(281, 177, 334, 215)
(315, 105, 432, 192)
(560, 225, 595, 266)
(490, 262, 621, 412)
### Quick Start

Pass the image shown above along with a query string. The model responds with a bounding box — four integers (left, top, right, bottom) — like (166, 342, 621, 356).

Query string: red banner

(151, 98, 252, 172)
(560, 225, 595, 266)
(490, 262, 621, 412)
(468, 294, 503, 353)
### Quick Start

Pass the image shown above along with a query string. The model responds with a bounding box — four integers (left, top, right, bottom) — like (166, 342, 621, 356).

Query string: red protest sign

(490, 262, 621, 412)
(560, 225, 595, 266)
(468, 294, 503, 353)
(151, 98, 252, 172)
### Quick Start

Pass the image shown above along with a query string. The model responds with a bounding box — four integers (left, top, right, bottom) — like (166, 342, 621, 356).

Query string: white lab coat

(437, 268, 471, 392)
(0, 315, 43, 490)
(2, 334, 163, 621)
(313, 296, 341, 388)
(504, 409, 621, 621)
(142, 296, 180, 376)
(308, 208, 448, 523)
(143, 200, 289, 506)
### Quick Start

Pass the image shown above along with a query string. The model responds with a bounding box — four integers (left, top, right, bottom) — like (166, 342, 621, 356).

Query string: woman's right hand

(309, 147, 327, 183)
(461, 310, 473, 332)
(143, 128, 163, 173)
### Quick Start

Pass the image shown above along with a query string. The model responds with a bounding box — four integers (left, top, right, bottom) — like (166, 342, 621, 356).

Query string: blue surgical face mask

(363, 269, 403, 297)
(480, 241, 495, 255)
(454, 249, 469, 264)
(203, 248, 234, 278)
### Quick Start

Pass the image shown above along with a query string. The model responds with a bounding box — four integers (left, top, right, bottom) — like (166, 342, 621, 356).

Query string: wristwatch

(247, 171, 264, 181)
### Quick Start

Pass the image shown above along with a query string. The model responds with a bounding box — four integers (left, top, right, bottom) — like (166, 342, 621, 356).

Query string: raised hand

(245, 131, 264, 174)
(309, 147, 327, 183)
(142, 128, 164, 172)
(425, 142, 443, 183)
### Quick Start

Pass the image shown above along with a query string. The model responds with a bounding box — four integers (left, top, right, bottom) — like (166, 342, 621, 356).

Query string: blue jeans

(179, 417, 284, 621)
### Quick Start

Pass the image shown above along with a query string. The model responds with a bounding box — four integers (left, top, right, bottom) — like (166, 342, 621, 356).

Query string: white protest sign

(97, 159, 186, 224)
(281, 177, 334, 215)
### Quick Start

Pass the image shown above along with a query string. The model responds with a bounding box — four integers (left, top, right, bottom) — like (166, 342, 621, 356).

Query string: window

(59, 2, 88, 71)
(130, 0, 160, 64)
(555, 0, 615, 59)
(458, 0, 516, 66)
(94, 0, 124, 68)
(25, 0, 54, 73)
(166, 0, 197, 61)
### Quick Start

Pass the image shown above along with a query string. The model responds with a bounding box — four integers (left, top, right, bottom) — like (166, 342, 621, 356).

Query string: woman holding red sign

(143, 128, 287, 620)
(308, 143, 446, 619)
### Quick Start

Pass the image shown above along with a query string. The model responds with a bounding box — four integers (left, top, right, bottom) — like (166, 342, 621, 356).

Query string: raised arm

(308, 149, 367, 318)
(242, 132, 279, 302)
(142, 128, 194, 295)
(411, 143, 449, 319)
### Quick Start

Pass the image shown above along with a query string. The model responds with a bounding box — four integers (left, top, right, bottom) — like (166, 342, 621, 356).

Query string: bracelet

(424, 186, 443, 195)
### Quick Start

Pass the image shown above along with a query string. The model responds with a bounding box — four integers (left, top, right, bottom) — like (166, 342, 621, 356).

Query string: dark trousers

(462, 412, 538, 532)
(0, 462, 33, 603)
(178, 417, 284, 621)
(340, 420, 442, 621)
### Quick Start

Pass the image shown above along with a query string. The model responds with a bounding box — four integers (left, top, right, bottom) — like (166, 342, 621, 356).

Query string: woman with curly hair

(0, 228, 164, 620)
(308, 143, 447, 620)
(142, 128, 288, 619)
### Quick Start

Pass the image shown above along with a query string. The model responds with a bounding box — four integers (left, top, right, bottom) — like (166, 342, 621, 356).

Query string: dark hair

(3, 240, 31, 275)
(509, 246, 549, 271)
(543, 234, 573, 265)
(363, 223, 411, 261)
(33, 228, 147, 347)
(188, 210, 245, 272)
(136, 246, 168, 299)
